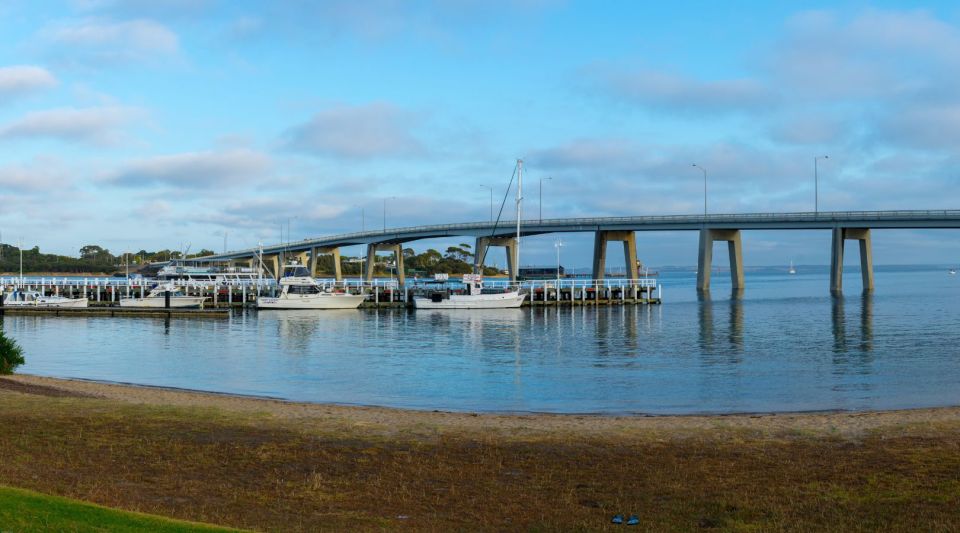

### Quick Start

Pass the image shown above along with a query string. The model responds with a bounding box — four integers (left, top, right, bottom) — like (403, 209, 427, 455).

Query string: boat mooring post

(165, 290, 171, 309)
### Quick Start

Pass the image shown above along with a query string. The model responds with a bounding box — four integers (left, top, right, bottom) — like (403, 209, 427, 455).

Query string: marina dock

(0, 277, 661, 313)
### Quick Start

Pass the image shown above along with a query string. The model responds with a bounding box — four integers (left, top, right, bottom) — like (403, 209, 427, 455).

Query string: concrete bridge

(198, 209, 960, 292)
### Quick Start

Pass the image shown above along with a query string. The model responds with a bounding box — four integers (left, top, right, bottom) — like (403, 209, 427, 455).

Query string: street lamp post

(354, 205, 365, 233)
(815, 155, 829, 215)
(539, 176, 552, 223)
(479, 185, 493, 222)
(383, 197, 397, 232)
(554, 238, 564, 287)
(692, 164, 707, 216)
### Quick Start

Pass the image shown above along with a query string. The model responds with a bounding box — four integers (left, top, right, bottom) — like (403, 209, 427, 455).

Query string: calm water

(5, 268, 959, 414)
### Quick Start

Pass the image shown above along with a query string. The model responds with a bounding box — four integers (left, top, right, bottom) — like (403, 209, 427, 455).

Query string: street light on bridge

(815, 155, 829, 215)
(354, 205, 365, 233)
(692, 164, 707, 216)
(539, 176, 552, 223)
(383, 196, 397, 232)
(479, 184, 493, 223)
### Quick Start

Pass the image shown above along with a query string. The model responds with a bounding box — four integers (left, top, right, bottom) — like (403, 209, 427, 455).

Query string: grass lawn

(0, 378, 959, 531)
(0, 485, 241, 532)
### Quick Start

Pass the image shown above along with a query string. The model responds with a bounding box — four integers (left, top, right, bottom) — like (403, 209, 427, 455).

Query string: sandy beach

(6, 373, 960, 439)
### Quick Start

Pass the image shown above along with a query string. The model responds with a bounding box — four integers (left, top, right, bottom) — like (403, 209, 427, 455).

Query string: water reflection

(831, 293, 874, 354)
(8, 268, 960, 414)
(829, 293, 876, 401)
(697, 290, 744, 355)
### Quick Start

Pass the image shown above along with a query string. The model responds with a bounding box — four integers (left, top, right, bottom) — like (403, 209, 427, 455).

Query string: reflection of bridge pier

(831, 293, 874, 353)
(697, 290, 745, 353)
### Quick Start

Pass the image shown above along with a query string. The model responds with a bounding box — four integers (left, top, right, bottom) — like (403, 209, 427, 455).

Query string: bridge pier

(310, 246, 342, 281)
(474, 236, 518, 281)
(591, 231, 639, 280)
(830, 228, 874, 293)
(697, 229, 744, 291)
(262, 254, 280, 280)
(365, 243, 405, 285)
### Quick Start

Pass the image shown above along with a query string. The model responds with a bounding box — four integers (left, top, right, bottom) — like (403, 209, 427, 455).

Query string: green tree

(0, 327, 24, 375)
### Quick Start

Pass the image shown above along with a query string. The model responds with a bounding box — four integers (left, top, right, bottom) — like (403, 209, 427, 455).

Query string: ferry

(156, 260, 259, 283)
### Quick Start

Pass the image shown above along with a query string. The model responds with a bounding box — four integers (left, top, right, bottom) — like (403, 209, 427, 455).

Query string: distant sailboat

(788, 260, 797, 275)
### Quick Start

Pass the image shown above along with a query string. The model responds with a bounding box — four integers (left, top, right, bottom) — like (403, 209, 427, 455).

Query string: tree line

(0, 242, 500, 276)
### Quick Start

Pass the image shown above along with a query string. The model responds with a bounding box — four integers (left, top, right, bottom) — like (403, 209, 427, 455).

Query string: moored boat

(257, 264, 365, 310)
(413, 274, 525, 309)
(119, 283, 207, 308)
(2, 289, 88, 308)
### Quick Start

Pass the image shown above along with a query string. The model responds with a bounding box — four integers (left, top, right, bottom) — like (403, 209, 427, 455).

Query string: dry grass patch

(0, 386, 958, 531)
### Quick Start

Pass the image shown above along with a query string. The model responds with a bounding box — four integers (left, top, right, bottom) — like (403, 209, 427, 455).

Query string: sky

(1, 0, 959, 268)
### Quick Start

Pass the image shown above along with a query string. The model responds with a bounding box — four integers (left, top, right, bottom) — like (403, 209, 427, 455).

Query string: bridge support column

(697, 229, 744, 291)
(263, 254, 280, 280)
(830, 228, 874, 293)
(365, 243, 405, 285)
(591, 231, 639, 280)
(310, 246, 342, 281)
(474, 237, 518, 281)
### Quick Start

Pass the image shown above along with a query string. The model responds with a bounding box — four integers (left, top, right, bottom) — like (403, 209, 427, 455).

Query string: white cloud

(38, 18, 179, 66)
(104, 149, 271, 188)
(0, 156, 71, 192)
(284, 102, 426, 159)
(0, 66, 58, 100)
(595, 68, 774, 114)
(0, 106, 143, 145)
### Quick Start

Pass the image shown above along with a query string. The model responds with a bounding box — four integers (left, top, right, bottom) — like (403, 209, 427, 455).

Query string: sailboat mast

(18, 238, 23, 288)
(515, 159, 523, 276)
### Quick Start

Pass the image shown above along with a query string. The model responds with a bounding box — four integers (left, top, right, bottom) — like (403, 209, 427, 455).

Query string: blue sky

(1, 0, 959, 267)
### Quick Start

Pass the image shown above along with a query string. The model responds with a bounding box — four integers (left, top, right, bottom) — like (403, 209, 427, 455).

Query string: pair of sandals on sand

(611, 514, 639, 525)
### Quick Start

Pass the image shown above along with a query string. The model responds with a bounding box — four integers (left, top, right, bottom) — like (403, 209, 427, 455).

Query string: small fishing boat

(950, 268, 957, 275)
(413, 159, 528, 310)
(2, 289, 88, 308)
(413, 274, 526, 309)
(119, 283, 207, 308)
(257, 264, 365, 310)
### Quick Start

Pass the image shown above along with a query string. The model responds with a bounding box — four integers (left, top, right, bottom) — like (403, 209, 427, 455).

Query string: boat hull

(413, 291, 526, 309)
(119, 297, 207, 308)
(4, 298, 88, 308)
(257, 293, 366, 310)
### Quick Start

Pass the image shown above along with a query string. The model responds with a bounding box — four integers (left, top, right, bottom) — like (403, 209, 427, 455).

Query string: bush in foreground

(0, 328, 24, 374)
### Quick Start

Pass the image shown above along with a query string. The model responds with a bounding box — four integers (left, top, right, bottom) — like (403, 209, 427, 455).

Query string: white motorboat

(950, 268, 957, 275)
(413, 274, 526, 309)
(257, 264, 365, 310)
(2, 289, 88, 308)
(414, 159, 528, 310)
(119, 283, 207, 308)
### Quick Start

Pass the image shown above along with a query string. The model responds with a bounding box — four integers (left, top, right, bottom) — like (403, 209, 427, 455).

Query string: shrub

(0, 328, 24, 374)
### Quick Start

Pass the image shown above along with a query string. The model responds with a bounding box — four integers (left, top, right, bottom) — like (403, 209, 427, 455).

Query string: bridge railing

(202, 209, 960, 260)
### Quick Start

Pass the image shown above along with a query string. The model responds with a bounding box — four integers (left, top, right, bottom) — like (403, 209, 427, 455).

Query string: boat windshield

(283, 266, 311, 278)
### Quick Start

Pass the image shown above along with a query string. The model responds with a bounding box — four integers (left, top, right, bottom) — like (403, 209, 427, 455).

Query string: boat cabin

(282, 264, 311, 278)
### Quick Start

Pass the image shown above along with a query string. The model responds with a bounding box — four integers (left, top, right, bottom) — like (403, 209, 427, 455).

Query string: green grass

(0, 486, 243, 532)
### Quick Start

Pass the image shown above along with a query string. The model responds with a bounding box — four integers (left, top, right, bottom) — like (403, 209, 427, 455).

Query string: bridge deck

(199, 210, 960, 262)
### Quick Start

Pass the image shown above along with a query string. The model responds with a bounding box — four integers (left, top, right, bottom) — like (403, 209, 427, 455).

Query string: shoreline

(7, 373, 960, 439)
